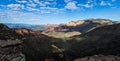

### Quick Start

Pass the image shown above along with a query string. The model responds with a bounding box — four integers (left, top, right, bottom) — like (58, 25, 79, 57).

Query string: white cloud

(0, 10, 44, 23)
(52, 8, 65, 14)
(100, 1, 112, 6)
(78, 3, 93, 8)
(39, 6, 65, 14)
(64, 0, 79, 10)
(26, 6, 39, 11)
(40, 6, 58, 10)
(4, 0, 115, 14)
(27, 3, 37, 7)
(39, 1, 51, 6)
(87, 0, 93, 3)
(7, 4, 24, 10)
(29, 0, 33, 3)
(64, 0, 72, 3)
(0, 11, 6, 18)
(100, 1, 106, 6)
(33, 0, 53, 7)
(40, 10, 51, 14)
(34, 0, 40, 3)
(33, 0, 46, 6)
(44, 2, 51, 5)
(65, 2, 78, 10)
(0, 0, 63, 14)
(6, 1, 61, 14)
(16, 0, 28, 3)
(48, 0, 56, 1)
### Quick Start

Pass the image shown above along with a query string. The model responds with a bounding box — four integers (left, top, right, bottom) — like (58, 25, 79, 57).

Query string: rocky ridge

(0, 24, 25, 61)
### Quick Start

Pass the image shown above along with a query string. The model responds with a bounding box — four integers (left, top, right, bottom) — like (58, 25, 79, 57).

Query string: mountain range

(4, 19, 120, 33)
(48, 18, 119, 33)
(0, 18, 120, 61)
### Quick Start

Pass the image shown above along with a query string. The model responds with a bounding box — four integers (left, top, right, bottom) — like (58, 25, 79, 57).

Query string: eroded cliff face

(0, 24, 25, 61)
(15, 29, 29, 35)
(66, 21, 85, 27)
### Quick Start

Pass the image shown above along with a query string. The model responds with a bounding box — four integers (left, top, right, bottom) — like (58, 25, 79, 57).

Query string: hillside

(42, 31, 81, 39)
(0, 23, 67, 61)
(66, 23, 120, 60)
(41, 19, 118, 39)
(0, 24, 25, 61)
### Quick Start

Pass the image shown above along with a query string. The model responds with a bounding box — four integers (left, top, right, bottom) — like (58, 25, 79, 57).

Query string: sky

(0, 0, 120, 24)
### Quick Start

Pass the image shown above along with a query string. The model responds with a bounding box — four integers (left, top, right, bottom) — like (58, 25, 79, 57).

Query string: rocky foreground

(0, 40, 25, 61)
(74, 55, 120, 61)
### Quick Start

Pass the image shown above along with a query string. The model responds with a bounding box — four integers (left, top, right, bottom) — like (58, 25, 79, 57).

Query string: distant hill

(4, 23, 45, 31)
(55, 18, 119, 33)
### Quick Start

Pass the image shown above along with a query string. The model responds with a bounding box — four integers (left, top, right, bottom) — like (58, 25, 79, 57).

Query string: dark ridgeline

(0, 24, 25, 61)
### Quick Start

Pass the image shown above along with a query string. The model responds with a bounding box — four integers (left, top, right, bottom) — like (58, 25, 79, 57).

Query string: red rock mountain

(47, 19, 117, 33)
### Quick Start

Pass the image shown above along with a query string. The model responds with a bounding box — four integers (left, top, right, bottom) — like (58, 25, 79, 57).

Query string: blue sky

(0, 0, 120, 24)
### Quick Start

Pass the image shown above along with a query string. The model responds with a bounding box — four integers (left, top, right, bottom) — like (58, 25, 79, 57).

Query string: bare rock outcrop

(66, 21, 85, 26)
(74, 55, 120, 61)
(0, 40, 25, 61)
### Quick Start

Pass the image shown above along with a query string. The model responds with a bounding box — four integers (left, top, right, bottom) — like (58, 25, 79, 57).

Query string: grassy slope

(42, 31, 81, 40)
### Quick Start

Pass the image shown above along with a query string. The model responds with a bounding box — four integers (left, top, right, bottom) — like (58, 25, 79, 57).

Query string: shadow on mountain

(66, 24, 120, 60)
